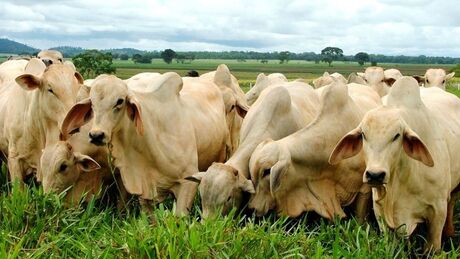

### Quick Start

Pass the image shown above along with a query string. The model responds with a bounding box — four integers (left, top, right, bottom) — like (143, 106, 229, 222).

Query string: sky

(1, 0, 459, 57)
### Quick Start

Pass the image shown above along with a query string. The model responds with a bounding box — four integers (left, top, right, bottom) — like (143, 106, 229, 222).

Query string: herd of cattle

(0, 50, 458, 252)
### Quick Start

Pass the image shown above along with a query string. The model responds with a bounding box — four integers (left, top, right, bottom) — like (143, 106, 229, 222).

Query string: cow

(248, 80, 381, 219)
(245, 73, 288, 105)
(312, 72, 347, 88)
(413, 68, 455, 90)
(329, 76, 460, 252)
(60, 72, 229, 216)
(357, 67, 398, 97)
(37, 50, 64, 67)
(200, 65, 249, 157)
(0, 62, 84, 186)
(185, 81, 320, 219)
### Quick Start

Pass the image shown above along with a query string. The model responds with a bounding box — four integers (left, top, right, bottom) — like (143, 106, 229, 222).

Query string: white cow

(329, 77, 460, 252)
(414, 68, 455, 90)
(186, 81, 320, 218)
(245, 73, 288, 105)
(248, 81, 381, 219)
(312, 72, 347, 88)
(357, 67, 399, 97)
(0, 63, 84, 184)
(61, 73, 229, 215)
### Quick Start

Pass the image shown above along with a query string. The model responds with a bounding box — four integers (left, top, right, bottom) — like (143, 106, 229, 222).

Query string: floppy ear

(74, 71, 84, 84)
(445, 72, 455, 81)
(383, 78, 396, 87)
(269, 160, 289, 194)
(61, 98, 93, 139)
(238, 178, 255, 193)
(127, 95, 144, 136)
(403, 127, 434, 167)
(412, 75, 425, 84)
(75, 153, 101, 172)
(329, 127, 363, 165)
(15, 74, 42, 90)
(184, 172, 206, 183)
(235, 98, 249, 118)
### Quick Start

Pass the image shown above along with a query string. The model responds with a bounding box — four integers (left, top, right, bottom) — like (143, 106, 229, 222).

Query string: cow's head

(61, 74, 144, 146)
(16, 63, 83, 128)
(330, 107, 434, 187)
(40, 141, 100, 193)
(414, 68, 455, 90)
(37, 50, 64, 67)
(358, 67, 396, 96)
(185, 163, 254, 219)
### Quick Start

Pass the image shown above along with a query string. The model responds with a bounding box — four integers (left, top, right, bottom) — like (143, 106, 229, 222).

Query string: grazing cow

(245, 73, 288, 105)
(248, 81, 381, 219)
(329, 77, 460, 252)
(186, 70, 199, 77)
(413, 68, 455, 90)
(61, 73, 228, 215)
(186, 81, 320, 219)
(357, 67, 398, 97)
(0, 63, 84, 185)
(201, 65, 249, 156)
(312, 72, 347, 88)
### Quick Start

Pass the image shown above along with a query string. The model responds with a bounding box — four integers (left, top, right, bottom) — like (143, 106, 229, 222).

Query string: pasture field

(0, 59, 459, 257)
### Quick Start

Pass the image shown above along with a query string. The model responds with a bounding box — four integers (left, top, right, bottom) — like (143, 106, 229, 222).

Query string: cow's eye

(262, 169, 271, 178)
(426, 79, 430, 84)
(116, 98, 124, 106)
(442, 80, 445, 84)
(59, 163, 68, 173)
(392, 133, 400, 142)
(362, 133, 367, 141)
(48, 88, 54, 94)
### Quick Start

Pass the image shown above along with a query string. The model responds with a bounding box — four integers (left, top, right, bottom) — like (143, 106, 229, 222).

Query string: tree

(132, 54, 152, 64)
(354, 52, 370, 66)
(120, 54, 129, 60)
(161, 49, 176, 64)
(321, 47, 343, 67)
(278, 51, 290, 64)
(260, 59, 268, 64)
(72, 50, 115, 79)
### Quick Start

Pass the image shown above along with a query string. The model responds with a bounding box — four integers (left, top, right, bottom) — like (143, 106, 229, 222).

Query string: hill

(0, 38, 38, 55)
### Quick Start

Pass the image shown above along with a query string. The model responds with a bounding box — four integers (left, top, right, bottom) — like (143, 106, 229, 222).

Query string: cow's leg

(8, 156, 24, 190)
(425, 203, 447, 254)
(174, 180, 198, 217)
(444, 187, 460, 238)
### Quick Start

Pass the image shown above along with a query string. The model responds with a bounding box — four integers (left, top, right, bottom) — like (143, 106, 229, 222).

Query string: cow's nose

(365, 171, 386, 184)
(42, 59, 53, 67)
(89, 131, 105, 145)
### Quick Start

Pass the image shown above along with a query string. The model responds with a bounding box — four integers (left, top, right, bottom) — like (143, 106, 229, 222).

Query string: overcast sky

(1, 0, 459, 56)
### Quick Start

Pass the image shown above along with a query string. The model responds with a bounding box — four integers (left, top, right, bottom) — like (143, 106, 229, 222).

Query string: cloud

(0, 0, 459, 56)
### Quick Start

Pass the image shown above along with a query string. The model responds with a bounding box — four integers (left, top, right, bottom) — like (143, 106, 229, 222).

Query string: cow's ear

(403, 127, 434, 167)
(24, 58, 46, 75)
(74, 71, 84, 84)
(329, 127, 363, 165)
(238, 178, 255, 193)
(184, 172, 206, 183)
(16, 74, 42, 90)
(357, 72, 365, 78)
(384, 78, 396, 87)
(235, 98, 249, 118)
(413, 75, 425, 84)
(269, 160, 289, 194)
(127, 95, 144, 136)
(445, 72, 455, 81)
(61, 98, 93, 139)
(75, 153, 101, 172)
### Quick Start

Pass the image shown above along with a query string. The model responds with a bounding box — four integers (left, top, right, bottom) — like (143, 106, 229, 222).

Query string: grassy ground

(1, 58, 460, 257)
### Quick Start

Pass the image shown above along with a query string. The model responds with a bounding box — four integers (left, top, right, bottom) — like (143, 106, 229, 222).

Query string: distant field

(113, 59, 455, 81)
